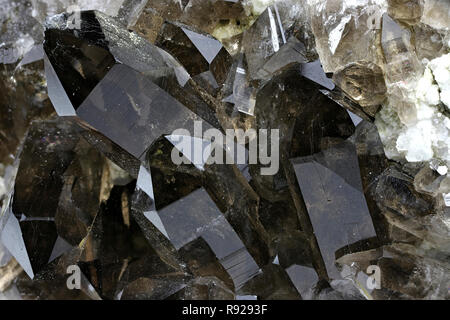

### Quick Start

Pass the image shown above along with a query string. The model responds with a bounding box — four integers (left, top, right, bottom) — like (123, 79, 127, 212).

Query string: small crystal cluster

(1, 0, 450, 300)
(377, 54, 450, 164)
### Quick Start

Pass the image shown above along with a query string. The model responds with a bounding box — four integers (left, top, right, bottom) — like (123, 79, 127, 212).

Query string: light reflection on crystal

(290, 141, 378, 279)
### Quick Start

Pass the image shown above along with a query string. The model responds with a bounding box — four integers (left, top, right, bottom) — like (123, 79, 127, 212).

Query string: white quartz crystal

(376, 53, 450, 169)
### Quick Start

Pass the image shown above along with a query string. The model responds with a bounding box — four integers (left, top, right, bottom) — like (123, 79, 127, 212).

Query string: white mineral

(376, 53, 450, 173)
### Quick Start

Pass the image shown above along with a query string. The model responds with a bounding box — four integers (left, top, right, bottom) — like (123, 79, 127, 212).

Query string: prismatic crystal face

(1, 0, 450, 301)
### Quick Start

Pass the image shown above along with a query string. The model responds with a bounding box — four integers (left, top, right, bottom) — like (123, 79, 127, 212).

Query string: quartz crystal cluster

(0, 0, 450, 300)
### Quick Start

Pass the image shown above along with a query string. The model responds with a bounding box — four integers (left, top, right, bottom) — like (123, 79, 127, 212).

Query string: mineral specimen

(1, 0, 450, 302)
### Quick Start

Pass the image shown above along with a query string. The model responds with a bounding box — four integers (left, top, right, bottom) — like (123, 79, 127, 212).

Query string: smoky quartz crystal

(0, 0, 449, 300)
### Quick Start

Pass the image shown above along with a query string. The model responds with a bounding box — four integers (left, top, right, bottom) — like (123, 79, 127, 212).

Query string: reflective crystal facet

(290, 141, 378, 280)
